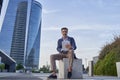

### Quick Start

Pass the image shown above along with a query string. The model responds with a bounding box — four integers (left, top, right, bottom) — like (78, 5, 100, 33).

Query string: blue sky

(37, 0, 120, 68)
(0, 0, 120, 68)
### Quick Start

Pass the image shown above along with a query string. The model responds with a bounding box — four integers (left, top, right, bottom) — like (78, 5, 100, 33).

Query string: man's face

(61, 29, 68, 36)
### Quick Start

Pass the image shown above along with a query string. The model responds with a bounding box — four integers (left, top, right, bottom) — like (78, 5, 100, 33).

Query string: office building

(0, 0, 3, 14)
(0, 0, 42, 69)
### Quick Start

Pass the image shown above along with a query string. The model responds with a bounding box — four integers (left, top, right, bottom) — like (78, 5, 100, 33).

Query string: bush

(0, 64, 5, 72)
(39, 65, 50, 73)
(16, 63, 24, 70)
(94, 36, 120, 76)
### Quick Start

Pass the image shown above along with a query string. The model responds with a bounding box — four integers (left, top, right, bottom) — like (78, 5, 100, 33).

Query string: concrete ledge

(88, 61, 93, 76)
(116, 62, 120, 78)
(58, 58, 83, 79)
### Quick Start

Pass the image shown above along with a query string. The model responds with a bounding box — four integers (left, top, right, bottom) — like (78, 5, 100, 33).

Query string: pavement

(0, 73, 42, 80)
(0, 73, 120, 80)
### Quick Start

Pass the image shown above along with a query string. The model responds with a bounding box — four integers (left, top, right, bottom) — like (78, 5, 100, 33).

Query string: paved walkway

(0, 73, 42, 80)
(33, 73, 120, 80)
(0, 73, 120, 80)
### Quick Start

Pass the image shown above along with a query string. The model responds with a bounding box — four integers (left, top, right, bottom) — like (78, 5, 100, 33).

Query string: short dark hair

(61, 27, 68, 31)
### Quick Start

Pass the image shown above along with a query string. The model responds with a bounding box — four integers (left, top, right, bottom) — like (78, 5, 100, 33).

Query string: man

(48, 27, 77, 79)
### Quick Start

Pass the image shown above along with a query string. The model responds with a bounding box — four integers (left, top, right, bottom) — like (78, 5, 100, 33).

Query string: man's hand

(65, 44, 72, 50)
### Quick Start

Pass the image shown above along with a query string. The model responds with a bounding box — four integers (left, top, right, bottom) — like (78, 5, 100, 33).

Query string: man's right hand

(65, 44, 72, 50)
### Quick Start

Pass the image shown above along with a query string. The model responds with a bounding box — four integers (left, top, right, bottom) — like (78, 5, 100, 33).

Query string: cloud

(70, 24, 120, 31)
(72, 0, 104, 7)
(42, 9, 60, 14)
(73, 0, 120, 9)
(42, 24, 120, 31)
(42, 26, 61, 31)
(76, 47, 100, 52)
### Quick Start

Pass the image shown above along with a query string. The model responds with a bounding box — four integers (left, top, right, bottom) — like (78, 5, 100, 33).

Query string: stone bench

(58, 58, 83, 79)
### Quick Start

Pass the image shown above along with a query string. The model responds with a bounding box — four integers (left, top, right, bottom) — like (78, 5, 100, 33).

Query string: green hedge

(94, 36, 120, 76)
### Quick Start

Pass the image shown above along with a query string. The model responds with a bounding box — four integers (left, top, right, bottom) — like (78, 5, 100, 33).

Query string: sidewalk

(0, 73, 42, 80)
(0, 73, 120, 80)
(33, 73, 120, 80)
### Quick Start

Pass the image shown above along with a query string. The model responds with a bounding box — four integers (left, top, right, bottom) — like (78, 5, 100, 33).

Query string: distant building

(0, 0, 42, 69)
(93, 56, 99, 64)
(0, 50, 16, 72)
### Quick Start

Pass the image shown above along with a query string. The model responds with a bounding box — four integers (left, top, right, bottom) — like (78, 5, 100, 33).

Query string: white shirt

(61, 38, 70, 51)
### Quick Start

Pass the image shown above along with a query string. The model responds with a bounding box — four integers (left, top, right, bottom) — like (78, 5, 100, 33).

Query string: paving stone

(0, 74, 42, 80)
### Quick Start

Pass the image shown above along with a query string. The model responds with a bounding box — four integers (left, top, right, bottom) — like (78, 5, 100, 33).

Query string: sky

(1, 0, 120, 68)
(37, 0, 120, 68)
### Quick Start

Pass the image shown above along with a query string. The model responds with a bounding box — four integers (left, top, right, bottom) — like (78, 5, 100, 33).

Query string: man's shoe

(67, 67, 72, 79)
(48, 74, 57, 79)
(67, 71, 72, 79)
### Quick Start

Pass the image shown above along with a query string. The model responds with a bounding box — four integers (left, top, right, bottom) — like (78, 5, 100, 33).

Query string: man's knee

(50, 54, 55, 60)
(68, 50, 74, 53)
(69, 50, 72, 52)
(50, 54, 58, 60)
(67, 50, 74, 58)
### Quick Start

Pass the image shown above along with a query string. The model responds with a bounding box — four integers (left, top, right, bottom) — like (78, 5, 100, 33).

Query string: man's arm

(57, 39, 62, 53)
(71, 37, 77, 50)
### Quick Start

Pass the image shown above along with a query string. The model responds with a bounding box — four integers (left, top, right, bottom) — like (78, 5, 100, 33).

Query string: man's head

(61, 27, 68, 37)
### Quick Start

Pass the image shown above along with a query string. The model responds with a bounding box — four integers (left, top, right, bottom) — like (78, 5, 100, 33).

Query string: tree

(0, 63, 5, 72)
(39, 65, 50, 73)
(94, 36, 120, 76)
(16, 63, 24, 70)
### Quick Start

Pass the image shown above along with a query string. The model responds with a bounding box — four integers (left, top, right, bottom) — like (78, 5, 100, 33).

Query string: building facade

(0, 0, 3, 14)
(0, 0, 42, 69)
(93, 56, 99, 64)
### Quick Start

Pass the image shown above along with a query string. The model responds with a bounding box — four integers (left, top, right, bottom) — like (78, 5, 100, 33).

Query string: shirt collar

(62, 36, 68, 40)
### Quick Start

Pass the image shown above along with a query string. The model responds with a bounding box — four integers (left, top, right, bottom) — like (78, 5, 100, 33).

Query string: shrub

(94, 36, 120, 76)
(0, 64, 5, 72)
(16, 63, 24, 70)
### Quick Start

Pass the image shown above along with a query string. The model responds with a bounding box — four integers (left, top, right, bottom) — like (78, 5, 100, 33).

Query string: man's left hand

(65, 44, 72, 50)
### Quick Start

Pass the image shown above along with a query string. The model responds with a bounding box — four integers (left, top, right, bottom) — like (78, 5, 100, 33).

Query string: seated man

(48, 27, 77, 79)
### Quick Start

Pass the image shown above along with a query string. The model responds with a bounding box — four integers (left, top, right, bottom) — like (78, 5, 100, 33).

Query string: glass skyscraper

(0, 0, 42, 69)
(0, 0, 3, 14)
